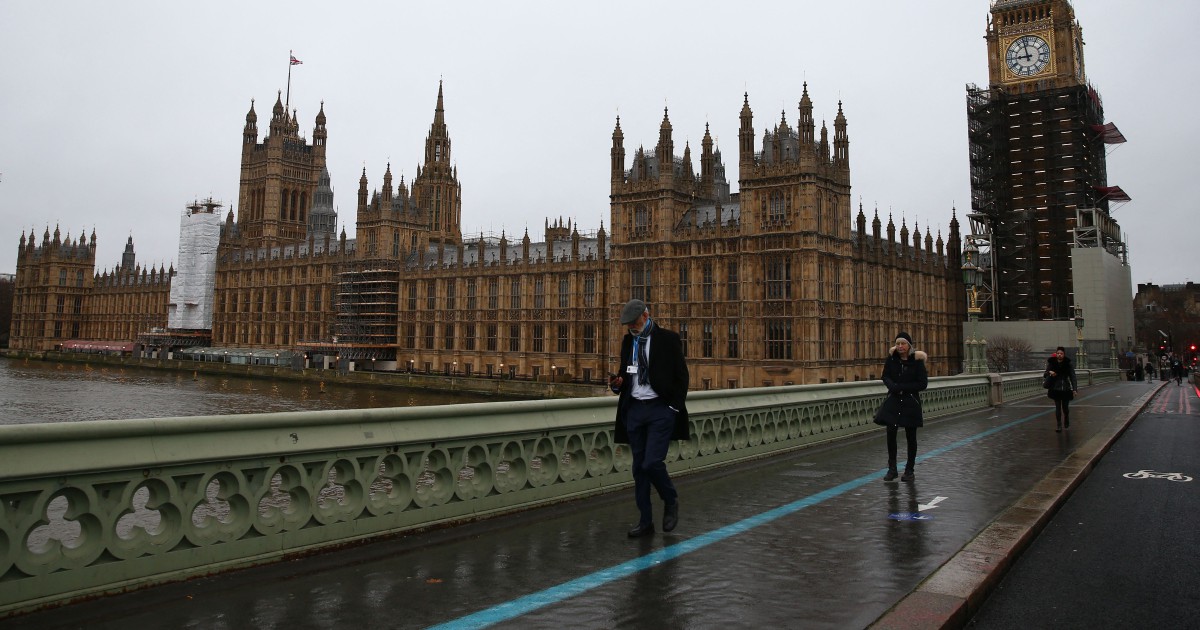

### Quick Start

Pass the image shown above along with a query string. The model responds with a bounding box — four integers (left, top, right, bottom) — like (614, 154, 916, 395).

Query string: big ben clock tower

(966, 0, 1131, 343)
(985, 0, 1086, 92)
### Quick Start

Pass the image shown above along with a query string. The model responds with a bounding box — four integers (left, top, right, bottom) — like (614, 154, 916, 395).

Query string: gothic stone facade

(12, 82, 964, 387)
(11, 229, 169, 351)
(608, 86, 962, 387)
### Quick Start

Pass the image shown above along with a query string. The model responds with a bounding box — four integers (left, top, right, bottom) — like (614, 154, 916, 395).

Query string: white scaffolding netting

(167, 209, 222, 330)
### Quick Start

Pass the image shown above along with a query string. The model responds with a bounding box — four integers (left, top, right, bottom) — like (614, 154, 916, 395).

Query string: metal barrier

(0, 370, 1116, 615)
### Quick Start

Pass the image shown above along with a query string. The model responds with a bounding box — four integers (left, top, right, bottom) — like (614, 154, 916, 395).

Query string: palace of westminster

(63, 0, 1199, 390)
(10, 75, 965, 389)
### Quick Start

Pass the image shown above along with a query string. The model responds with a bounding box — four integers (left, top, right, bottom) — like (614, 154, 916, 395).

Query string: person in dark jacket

(609, 299, 690, 538)
(1045, 346, 1078, 432)
(873, 332, 928, 482)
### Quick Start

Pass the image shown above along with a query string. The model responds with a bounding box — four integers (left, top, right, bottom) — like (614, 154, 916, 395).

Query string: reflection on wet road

(431, 401, 1075, 629)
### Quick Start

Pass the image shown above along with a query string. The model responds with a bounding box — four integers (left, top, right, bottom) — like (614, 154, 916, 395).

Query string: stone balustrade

(0, 369, 1116, 615)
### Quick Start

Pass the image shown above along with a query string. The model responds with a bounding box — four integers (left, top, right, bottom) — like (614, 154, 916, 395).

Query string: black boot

(884, 468, 899, 481)
(627, 522, 654, 538)
(662, 501, 679, 532)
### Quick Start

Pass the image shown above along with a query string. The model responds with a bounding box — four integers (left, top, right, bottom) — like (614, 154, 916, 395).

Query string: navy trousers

(625, 397, 678, 525)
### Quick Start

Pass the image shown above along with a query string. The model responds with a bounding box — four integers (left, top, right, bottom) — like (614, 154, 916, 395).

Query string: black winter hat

(895, 331, 913, 346)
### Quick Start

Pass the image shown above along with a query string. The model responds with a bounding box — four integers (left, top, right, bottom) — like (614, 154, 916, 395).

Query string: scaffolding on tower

(297, 259, 399, 364)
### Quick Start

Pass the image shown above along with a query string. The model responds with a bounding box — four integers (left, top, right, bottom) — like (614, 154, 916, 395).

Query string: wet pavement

(968, 381, 1199, 629)
(5, 380, 1161, 630)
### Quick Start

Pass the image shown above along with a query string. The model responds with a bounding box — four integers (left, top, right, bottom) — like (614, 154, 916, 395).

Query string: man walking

(609, 298, 690, 538)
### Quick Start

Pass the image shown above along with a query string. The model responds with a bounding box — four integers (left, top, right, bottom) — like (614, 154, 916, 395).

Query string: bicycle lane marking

(427, 391, 1110, 630)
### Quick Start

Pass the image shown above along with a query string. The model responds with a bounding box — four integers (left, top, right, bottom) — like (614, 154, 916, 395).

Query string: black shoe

(883, 468, 899, 481)
(1064, 418, 1070, 429)
(662, 501, 679, 532)
(627, 522, 654, 538)
(900, 471, 914, 482)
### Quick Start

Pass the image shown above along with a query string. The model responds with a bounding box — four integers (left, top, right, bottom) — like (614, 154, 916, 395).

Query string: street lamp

(499, 362, 504, 379)
(1073, 305, 1087, 369)
(1108, 325, 1117, 369)
(961, 239, 987, 374)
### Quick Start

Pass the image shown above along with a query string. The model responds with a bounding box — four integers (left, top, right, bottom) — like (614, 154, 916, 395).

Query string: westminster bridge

(3, 369, 1179, 628)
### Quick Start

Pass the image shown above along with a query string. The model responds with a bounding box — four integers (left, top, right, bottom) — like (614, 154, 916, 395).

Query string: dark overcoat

(1044, 356, 1078, 401)
(873, 349, 929, 428)
(613, 325, 690, 444)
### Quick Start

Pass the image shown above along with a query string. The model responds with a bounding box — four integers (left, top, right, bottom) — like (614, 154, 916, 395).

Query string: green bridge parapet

(0, 369, 1118, 615)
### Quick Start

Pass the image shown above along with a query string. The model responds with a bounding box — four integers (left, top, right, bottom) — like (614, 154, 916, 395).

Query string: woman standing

(1045, 346, 1078, 432)
(873, 332, 928, 482)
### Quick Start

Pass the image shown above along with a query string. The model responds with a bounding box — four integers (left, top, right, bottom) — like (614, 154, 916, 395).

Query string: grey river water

(0, 357, 509, 425)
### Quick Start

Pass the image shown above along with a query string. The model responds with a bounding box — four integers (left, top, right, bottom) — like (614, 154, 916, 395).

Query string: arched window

(769, 191, 785, 222)
(633, 204, 648, 233)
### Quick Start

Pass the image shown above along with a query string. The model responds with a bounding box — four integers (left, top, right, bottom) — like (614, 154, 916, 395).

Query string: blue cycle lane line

(428, 394, 1093, 630)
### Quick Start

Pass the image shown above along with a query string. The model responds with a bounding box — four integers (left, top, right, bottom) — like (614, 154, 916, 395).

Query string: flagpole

(285, 50, 293, 110)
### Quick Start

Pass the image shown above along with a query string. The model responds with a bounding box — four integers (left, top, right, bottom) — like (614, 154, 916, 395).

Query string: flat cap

(619, 298, 647, 325)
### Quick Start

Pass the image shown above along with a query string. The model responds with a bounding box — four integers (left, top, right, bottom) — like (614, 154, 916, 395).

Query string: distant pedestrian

(609, 298, 689, 538)
(873, 332, 928, 482)
(1146, 362, 1156, 380)
(1045, 347, 1078, 432)
(1134, 362, 1144, 382)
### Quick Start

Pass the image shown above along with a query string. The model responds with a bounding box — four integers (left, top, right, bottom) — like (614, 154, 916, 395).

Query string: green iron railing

(0, 370, 1116, 615)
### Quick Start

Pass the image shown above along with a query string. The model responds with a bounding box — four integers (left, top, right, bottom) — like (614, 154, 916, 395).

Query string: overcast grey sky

(0, 1, 1193, 289)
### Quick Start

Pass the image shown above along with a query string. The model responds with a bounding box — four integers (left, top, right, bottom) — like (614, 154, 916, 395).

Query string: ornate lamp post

(1074, 305, 1087, 369)
(961, 240, 987, 374)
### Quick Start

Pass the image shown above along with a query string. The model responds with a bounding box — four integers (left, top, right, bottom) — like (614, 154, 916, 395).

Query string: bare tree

(987, 335, 1034, 372)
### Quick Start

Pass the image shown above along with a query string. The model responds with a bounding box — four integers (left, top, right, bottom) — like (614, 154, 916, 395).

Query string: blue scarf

(632, 317, 655, 385)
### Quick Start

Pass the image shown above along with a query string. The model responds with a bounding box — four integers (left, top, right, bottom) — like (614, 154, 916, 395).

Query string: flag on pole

(290, 54, 303, 66)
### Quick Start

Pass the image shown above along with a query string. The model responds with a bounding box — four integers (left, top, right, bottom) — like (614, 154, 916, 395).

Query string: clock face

(1006, 35, 1051, 77)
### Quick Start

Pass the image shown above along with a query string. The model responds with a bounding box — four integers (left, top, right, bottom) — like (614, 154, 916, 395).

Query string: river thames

(0, 357, 509, 425)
